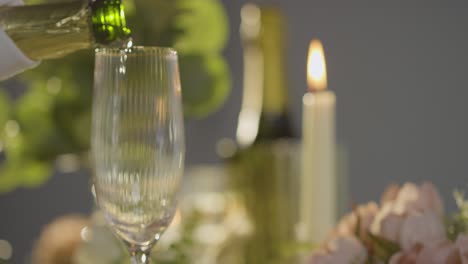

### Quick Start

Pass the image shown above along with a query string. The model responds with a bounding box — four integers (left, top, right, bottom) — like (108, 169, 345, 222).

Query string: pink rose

(393, 182, 444, 216)
(390, 241, 461, 264)
(381, 184, 400, 205)
(371, 203, 404, 243)
(391, 182, 419, 215)
(419, 182, 444, 215)
(308, 250, 332, 264)
(314, 181, 448, 264)
(456, 234, 468, 264)
(416, 240, 461, 264)
(32, 215, 89, 264)
(334, 202, 378, 242)
(309, 236, 367, 264)
(334, 212, 356, 238)
(371, 182, 445, 245)
(399, 210, 446, 250)
(390, 244, 423, 264)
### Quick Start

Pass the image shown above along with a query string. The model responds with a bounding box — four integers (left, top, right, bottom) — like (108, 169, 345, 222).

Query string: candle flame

(307, 39, 327, 91)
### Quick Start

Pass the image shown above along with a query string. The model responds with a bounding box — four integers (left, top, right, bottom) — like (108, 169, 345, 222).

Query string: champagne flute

(91, 46, 185, 264)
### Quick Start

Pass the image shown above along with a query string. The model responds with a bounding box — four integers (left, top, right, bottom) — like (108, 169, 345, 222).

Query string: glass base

(130, 250, 150, 264)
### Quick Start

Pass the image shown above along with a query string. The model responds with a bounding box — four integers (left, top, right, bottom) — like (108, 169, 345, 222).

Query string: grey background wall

(2, 1, 468, 262)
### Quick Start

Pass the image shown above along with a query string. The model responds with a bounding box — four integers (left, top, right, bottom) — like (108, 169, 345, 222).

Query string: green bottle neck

(238, 4, 293, 146)
(240, 5, 288, 116)
(258, 6, 288, 115)
(89, 0, 131, 45)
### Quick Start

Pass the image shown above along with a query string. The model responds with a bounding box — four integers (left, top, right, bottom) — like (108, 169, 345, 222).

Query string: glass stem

(130, 250, 150, 264)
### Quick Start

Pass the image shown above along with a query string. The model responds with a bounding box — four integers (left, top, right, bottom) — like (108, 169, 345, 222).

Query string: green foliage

(446, 191, 468, 241)
(0, 87, 54, 192)
(179, 54, 230, 117)
(366, 232, 400, 263)
(152, 211, 202, 264)
(123, 0, 231, 117)
(0, 0, 231, 192)
(174, 0, 228, 54)
(353, 212, 400, 264)
(0, 90, 10, 128)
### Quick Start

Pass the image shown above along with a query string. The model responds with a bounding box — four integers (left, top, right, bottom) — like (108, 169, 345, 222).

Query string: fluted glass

(91, 46, 185, 263)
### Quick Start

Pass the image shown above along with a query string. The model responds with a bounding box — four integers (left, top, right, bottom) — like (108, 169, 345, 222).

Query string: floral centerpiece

(28, 181, 468, 264)
(309, 182, 468, 264)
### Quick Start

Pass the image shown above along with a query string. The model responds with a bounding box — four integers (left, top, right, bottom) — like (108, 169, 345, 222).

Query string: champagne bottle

(236, 3, 293, 148)
(0, 0, 131, 61)
(230, 4, 297, 263)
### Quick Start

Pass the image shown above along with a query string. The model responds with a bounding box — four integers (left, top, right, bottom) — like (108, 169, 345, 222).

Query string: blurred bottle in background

(0, 0, 131, 80)
(235, 3, 293, 147)
(225, 3, 303, 263)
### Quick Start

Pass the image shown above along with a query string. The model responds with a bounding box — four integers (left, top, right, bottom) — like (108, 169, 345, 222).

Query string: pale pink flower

(392, 182, 420, 215)
(399, 210, 446, 250)
(308, 250, 333, 264)
(32, 215, 88, 264)
(371, 203, 404, 243)
(389, 252, 407, 264)
(334, 202, 378, 242)
(389, 244, 422, 264)
(381, 184, 400, 205)
(416, 240, 461, 264)
(334, 212, 356, 238)
(314, 181, 448, 264)
(372, 182, 445, 245)
(393, 182, 444, 216)
(419, 182, 444, 216)
(455, 234, 468, 264)
(309, 236, 367, 264)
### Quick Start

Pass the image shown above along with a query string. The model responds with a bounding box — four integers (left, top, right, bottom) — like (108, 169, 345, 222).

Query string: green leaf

(0, 158, 52, 192)
(20, 159, 52, 187)
(0, 89, 11, 129)
(127, 0, 178, 46)
(368, 232, 400, 262)
(446, 191, 468, 240)
(173, 0, 228, 54)
(19, 160, 52, 187)
(0, 166, 18, 193)
(15, 84, 53, 125)
(179, 54, 230, 117)
(2, 130, 26, 161)
(13, 87, 76, 160)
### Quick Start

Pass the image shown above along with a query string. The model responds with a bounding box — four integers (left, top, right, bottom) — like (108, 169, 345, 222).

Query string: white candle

(299, 39, 336, 243)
